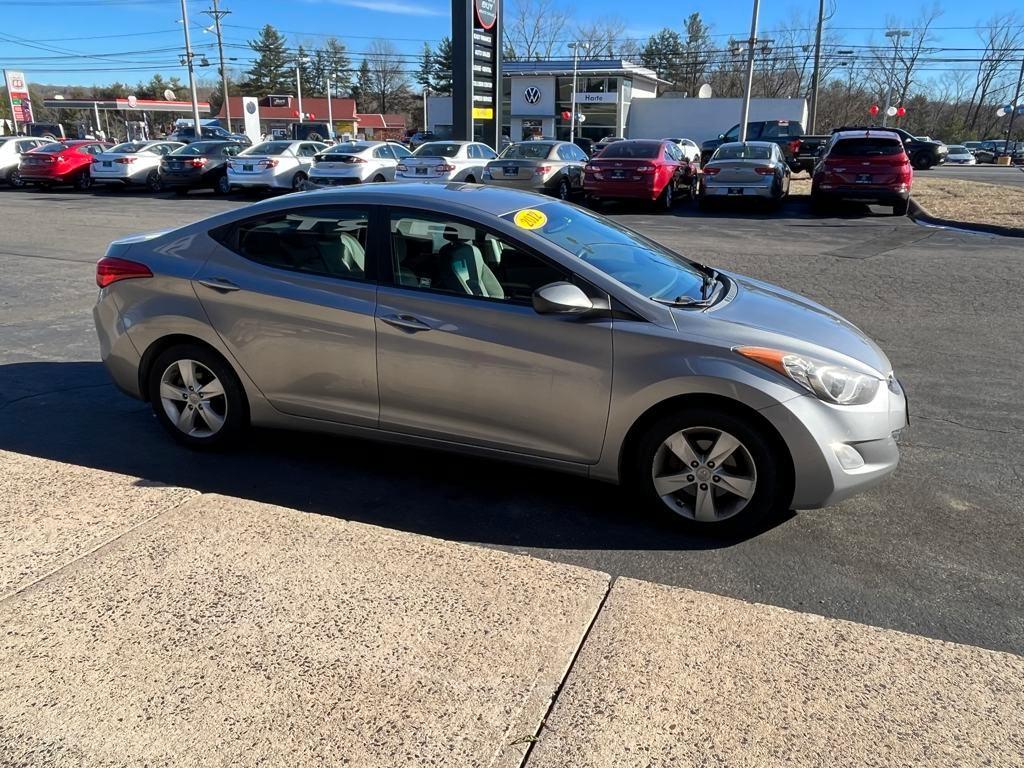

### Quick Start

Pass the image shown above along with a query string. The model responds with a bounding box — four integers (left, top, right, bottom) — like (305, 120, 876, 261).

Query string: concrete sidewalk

(1, 450, 1022, 767)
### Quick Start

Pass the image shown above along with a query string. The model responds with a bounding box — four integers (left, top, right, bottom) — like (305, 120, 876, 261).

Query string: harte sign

(4, 70, 34, 125)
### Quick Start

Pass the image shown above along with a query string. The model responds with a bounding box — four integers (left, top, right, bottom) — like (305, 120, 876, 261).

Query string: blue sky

(1, 0, 1020, 88)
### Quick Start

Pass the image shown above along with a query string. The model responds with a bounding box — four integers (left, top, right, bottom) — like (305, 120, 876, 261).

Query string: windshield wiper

(650, 295, 713, 308)
(700, 268, 720, 300)
(650, 268, 721, 309)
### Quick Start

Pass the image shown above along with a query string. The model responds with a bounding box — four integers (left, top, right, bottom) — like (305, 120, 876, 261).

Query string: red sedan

(583, 139, 697, 211)
(18, 140, 112, 191)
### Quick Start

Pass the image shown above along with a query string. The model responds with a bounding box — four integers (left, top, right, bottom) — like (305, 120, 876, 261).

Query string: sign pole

(453, 0, 500, 149)
(3, 71, 19, 134)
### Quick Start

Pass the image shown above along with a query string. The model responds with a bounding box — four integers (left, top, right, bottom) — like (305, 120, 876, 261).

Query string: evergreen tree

(316, 37, 353, 98)
(352, 59, 372, 108)
(416, 42, 435, 93)
(432, 37, 454, 95)
(640, 28, 685, 91)
(296, 44, 315, 96)
(243, 24, 290, 95)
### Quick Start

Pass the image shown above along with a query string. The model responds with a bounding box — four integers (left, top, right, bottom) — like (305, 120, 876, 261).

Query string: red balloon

(561, 111, 571, 121)
(309, 113, 316, 120)
(869, 104, 880, 117)
(896, 106, 907, 117)
(292, 109, 299, 117)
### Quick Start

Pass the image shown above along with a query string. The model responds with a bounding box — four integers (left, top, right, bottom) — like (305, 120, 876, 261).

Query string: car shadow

(0, 361, 793, 552)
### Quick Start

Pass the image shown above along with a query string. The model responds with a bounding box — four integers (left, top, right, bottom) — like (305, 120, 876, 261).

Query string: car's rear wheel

(6, 168, 24, 188)
(556, 177, 570, 200)
(632, 407, 783, 532)
(291, 171, 307, 191)
(213, 174, 230, 195)
(372, 174, 386, 182)
(912, 153, 933, 171)
(145, 170, 162, 192)
(73, 171, 93, 191)
(656, 182, 674, 212)
(892, 198, 909, 216)
(148, 345, 248, 449)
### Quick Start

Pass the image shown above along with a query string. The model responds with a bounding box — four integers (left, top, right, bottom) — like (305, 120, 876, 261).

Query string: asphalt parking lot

(927, 163, 1024, 187)
(1, 185, 1022, 656)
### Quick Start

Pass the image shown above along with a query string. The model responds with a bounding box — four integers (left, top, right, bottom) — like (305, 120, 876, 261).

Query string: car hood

(684, 272, 892, 376)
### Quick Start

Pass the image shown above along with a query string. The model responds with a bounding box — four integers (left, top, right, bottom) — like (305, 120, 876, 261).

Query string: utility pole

(202, 0, 231, 130)
(568, 42, 587, 143)
(808, 0, 825, 133)
(295, 55, 311, 125)
(1004, 55, 1024, 155)
(882, 29, 910, 127)
(739, 0, 761, 142)
(179, 0, 203, 135)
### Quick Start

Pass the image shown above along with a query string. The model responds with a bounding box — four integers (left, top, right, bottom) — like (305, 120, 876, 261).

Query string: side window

(573, 146, 588, 162)
(374, 145, 394, 160)
(665, 143, 682, 161)
(468, 144, 482, 159)
(222, 145, 241, 156)
(480, 145, 498, 159)
(219, 207, 370, 281)
(723, 125, 740, 142)
(391, 143, 412, 158)
(556, 145, 570, 161)
(297, 143, 314, 157)
(389, 212, 567, 303)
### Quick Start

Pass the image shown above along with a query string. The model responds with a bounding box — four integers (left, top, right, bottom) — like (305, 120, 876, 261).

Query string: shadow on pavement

(0, 361, 793, 552)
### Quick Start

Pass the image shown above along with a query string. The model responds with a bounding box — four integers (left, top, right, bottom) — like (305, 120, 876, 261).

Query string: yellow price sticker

(513, 208, 548, 230)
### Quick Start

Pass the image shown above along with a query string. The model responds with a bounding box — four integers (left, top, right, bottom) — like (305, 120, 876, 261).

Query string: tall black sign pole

(452, 0, 501, 149)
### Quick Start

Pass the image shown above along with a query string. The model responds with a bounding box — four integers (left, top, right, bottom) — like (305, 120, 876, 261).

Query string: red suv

(584, 139, 697, 211)
(811, 130, 912, 215)
(18, 140, 112, 191)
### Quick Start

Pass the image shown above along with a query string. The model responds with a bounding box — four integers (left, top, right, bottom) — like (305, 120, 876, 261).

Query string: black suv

(167, 125, 251, 146)
(831, 126, 946, 170)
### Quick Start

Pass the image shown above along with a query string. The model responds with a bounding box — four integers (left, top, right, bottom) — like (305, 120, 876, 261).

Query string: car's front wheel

(148, 344, 248, 449)
(632, 407, 785, 532)
(291, 171, 307, 191)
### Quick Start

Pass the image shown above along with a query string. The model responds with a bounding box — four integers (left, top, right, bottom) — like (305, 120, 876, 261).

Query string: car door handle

(380, 314, 432, 332)
(197, 278, 241, 293)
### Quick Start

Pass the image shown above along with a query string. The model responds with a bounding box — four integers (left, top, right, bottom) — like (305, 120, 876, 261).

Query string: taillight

(188, 158, 208, 168)
(91, 157, 101, 164)
(584, 164, 595, 172)
(345, 156, 366, 164)
(754, 167, 775, 176)
(788, 138, 802, 155)
(635, 165, 656, 174)
(533, 165, 551, 175)
(262, 158, 279, 168)
(395, 163, 408, 171)
(115, 157, 137, 164)
(703, 167, 721, 175)
(96, 257, 152, 288)
(437, 163, 456, 172)
(55, 155, 67, 163)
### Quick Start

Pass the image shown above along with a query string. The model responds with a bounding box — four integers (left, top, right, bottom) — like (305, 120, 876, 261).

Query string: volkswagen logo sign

(523, 86, 542, 105)
(245, 101, 257, 115)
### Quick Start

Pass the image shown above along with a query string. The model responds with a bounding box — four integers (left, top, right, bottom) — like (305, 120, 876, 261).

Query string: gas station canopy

(42, 97, 211, 114)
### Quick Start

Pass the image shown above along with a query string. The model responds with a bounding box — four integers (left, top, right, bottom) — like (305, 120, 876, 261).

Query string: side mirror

(718, 134, 725, 140)
(532, 282, 593, 315)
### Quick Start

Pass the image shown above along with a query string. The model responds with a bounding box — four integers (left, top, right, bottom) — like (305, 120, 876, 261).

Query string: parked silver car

(483, 140, 589, 199)
(93, 184, 907, 531)
(700, 141, 791, 205)
(395, 140, 497, 183)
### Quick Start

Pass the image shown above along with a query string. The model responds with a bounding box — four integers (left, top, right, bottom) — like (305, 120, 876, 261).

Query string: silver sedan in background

(90, 140, 184, 191)
(395, 140, 497, 183)
(700, 141, 791, 206)
(93, 184, 906, 533)
(482, 140, 589, 199)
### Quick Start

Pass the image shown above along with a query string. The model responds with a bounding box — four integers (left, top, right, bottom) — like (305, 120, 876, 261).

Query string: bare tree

(503, 0, 572, 61)
(573, 16, 628, 60)
(364, 39, 409, 114)
(964, 14, 1024, 132)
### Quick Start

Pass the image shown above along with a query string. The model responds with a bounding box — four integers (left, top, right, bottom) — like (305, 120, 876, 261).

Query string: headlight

(736, 346, 880, 405)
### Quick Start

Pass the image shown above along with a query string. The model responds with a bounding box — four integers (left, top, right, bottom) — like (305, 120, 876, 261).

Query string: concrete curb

(908, 196, 1024, 238)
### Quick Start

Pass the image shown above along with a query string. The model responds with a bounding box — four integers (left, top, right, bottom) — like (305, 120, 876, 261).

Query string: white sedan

(944, 145, 976, 165)
(227, 140, 327, 192)
(306, 141, 412, 187)
(663, 138, 701, 164)
(0, 136, 48, 187)
(395, 140, 498, 183)
(90, 140, 184, 191)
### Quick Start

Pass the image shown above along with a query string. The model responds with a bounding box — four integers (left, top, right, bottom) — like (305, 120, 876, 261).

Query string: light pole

(808, 0, 825, 133)
(1004, 55, 1024, 155)
(178, 0, 203, 135)
(739, 0, 762, 142)
(202, 0, 231, 131)
(568, 42, 589, 143)
(295, 55, 311, 124)
(882, 29, 910, 127)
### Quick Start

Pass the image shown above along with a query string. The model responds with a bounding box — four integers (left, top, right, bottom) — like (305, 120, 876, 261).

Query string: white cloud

(305, 0, 447, 16)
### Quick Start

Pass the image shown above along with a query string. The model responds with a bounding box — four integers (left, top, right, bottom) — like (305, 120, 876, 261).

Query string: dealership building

(428, 59, 666, 142)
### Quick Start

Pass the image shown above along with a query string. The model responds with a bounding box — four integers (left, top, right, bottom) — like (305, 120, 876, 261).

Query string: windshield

(245, 141, 292, 156)
(713, 144, 771, 160)
(599, 142, 659, 159)
(502, 202, 706, 302)
(948, 145, 968, 153)
(500, 143, 553, 159)
(414, 142, 462, 158)
(831, 138, 903, 157)
(172, 142, 223, 155)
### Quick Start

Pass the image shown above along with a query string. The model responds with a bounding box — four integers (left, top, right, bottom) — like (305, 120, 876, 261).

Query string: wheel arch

(617, 392, 795, 507)
(139, 334, 235, 404)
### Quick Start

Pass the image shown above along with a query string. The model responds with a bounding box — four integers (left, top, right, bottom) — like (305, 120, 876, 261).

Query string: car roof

(716, 141, 777, 148)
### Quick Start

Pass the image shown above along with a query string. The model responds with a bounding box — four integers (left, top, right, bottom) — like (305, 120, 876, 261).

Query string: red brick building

(215, 95, 406, 139)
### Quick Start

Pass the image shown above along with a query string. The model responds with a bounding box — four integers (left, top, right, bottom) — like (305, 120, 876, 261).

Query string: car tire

(148, 344, 248, 450)
(892, 198, 909, 216)
(73, 171, 93, 192)
(912, 153, 933, 171)
(631, 406, 784, 533)
(215, 174, 231, 195)
(656, 182, 674, 213)
(146, 170, 162, 193)
(174, 187, 190, 196)
(557, 178, 570, 200)
(687, 174, 698, 200)
(6, 167, 24, 188)
(291, 171, 307, 192)
(372, 174, 386, 183)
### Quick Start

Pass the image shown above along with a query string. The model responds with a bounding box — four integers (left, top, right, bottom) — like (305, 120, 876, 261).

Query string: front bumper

(760, 377, 908, 509)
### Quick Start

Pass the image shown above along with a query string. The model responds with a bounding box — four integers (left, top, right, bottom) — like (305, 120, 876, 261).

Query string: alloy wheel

(651, 426, 757, 522)
(8, 168, 24, 188)
(558, 178, 570, 199)
(159, 359, 228, 439)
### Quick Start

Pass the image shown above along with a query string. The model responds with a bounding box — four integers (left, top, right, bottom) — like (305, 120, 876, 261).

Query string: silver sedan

(700, 141, 791, 205)
(93, 184, 906, 532)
